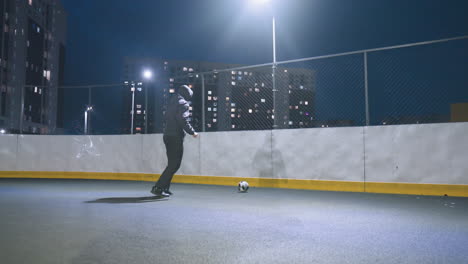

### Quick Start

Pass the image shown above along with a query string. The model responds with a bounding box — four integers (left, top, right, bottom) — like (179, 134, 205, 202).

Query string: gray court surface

(1, 179, 467, 264)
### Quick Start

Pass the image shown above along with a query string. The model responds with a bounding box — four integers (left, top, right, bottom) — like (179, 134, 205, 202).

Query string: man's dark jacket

(163, 85, 196, 137)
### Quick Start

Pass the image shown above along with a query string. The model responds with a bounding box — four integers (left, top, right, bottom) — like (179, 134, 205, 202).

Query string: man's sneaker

(165, 189, 173, 196)
(151, 186, 170, 197)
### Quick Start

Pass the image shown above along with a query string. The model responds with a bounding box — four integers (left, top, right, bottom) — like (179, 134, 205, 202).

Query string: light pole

(251, 0, 277, 128)
(130, 81, 135, 134)
(84, 106, 93, 135)
(142, 69, 153, 134)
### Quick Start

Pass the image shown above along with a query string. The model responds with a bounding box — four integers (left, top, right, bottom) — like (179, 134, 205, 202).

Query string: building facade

(121, 57, 316, 134)
(0, 0, 66, 134)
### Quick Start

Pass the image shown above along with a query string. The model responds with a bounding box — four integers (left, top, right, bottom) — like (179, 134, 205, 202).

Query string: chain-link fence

(368, 37, 468, 125)
(165, 36, 468, 133)
(1, 36, 467, 135)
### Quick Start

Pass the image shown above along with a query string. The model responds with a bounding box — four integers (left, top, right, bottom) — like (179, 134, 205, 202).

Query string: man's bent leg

(155, 136, 183, 190)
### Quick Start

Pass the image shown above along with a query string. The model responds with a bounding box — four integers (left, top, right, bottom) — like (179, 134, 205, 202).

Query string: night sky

(60, 0, 468, 134)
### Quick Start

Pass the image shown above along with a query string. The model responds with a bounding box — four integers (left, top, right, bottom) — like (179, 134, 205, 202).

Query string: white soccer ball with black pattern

(238, 181, 249, 192)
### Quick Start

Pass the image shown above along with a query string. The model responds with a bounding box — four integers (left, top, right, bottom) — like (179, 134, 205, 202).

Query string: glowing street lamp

(143, 69, 153, 80)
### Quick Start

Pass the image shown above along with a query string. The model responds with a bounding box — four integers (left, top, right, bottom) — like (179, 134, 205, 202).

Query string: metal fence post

(364, 52, 370, 126)
(201, 74, 206, 132)
(20, 86, 24, 134)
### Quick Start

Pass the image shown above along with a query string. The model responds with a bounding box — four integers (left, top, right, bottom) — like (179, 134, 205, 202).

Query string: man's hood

(178, 85, 193, 100)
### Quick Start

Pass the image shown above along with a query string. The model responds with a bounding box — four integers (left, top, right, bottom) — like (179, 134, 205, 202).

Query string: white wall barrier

(365, 123, 468, 185)
(1, 123, 468, 192)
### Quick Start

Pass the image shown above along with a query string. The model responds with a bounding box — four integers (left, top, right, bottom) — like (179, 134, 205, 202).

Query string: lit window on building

(164, 61, 168, 65)
(238, 71, 242, 75)
(208, 96, 212, 101)
(213, 96, 218, 101)
(34, 87, 38, 93)
(137, 110, 142, 114)
(207, 124, 212, 128)
(231, 71, 236, 75)
(299, 101, 303, 105)
(244, 72, 248, 75)
(249, 88, 253, 92)
(38, 89, 42, 95)
(183, 67, 188, 71)
(213, 119, 217, 123)
(231, 81, 236, 86)
(261, 99, 266, 103)
(231, 114, 235, 118)
(208, 91, 212, 95)
(208, 107, 212, 112)
(248, 109, 253, 113)
(213, 108, 217, 112)
(295, 106, 299, 109)
(29, 0, 33, 5)
(231, 108, 236, 112)
(238, 114, 241, 118)
(305, 101, 309, 105)
(300, 85, 304, 89)
(169, 89, 175, 93)
(169, 78, 174, 82)
(189, 68, 194, 72)
(137, 105, 142, 109)
(255, 88, 260, 92)
(226, 97, 230, 101)
(261, 83, 265, 87)
(137, 87, 142, 92)
(289, 121, 293, 125)
(231, 103, 236, 107)
(232, 124, 236, 129)
(284, 69, 288, 73)
(136, 127, 141, 131)
(189, 106, 193, 111)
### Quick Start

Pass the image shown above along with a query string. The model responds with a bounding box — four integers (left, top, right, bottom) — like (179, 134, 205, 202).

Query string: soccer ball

(238, 181, 249, 192)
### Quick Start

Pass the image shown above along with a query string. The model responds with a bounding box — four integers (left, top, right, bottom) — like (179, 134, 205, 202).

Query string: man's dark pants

(155, 135, 184, 190)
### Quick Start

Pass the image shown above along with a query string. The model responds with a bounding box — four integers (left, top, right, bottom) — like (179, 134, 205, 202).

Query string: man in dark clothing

(151, 85, 198, 197)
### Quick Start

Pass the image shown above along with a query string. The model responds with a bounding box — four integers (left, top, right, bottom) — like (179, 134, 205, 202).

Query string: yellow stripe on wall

(1, 171, 468, 197)
(365, 182, 468, 197)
